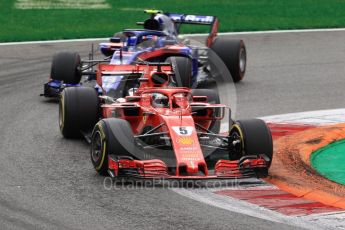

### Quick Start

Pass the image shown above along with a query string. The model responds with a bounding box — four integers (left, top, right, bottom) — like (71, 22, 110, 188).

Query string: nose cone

(177, 158, 208, 176)
(162, 115, 208, 176)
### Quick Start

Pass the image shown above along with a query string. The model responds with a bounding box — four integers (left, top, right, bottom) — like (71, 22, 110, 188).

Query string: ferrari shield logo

(142, 114, 147, 124)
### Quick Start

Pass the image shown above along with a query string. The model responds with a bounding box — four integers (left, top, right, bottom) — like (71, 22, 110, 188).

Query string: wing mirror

(192, 96, 208, 102)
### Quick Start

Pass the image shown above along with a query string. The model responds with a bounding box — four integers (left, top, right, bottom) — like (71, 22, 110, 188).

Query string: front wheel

(91, 118, 136, 175)
(229, 119, 273, 177)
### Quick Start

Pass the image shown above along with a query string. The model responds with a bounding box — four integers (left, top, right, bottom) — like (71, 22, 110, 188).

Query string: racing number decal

(179, 127, 188, 135)
(172, 126, 193, 136)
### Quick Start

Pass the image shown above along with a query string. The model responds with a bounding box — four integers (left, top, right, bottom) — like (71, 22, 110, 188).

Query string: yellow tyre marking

(59, 92, 65, 132)
(98, 122, 105, 139)
(231, 124, 245, 152)
(95, 122, 107, 171)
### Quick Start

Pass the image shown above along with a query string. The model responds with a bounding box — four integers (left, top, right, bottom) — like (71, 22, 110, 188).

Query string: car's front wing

(107, 155, 270, 179)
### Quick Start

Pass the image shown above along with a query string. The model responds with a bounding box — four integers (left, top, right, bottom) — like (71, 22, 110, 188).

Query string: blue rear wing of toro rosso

(165, 13, 216, 25)
(141, 10, 219, 46)
(165, 13, 219, 47)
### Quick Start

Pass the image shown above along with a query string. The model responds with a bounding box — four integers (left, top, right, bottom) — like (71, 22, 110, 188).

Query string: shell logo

(176, 137, 194, 145)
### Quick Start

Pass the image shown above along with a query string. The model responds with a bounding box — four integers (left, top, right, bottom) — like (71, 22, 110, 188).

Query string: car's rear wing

(141, 10, 219, 47)
(165, 13, 219, 47)
(165, 13, 216, 25)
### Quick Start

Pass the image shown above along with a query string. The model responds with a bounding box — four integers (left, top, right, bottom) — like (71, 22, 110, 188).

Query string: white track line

(0, 38, 108, 46)
(15, 0, 111, 9)
(1, 28, 345, 46)
(171, 188, 326, 229)
(187, 27, 345, 36)
(260, 108, 345, 125)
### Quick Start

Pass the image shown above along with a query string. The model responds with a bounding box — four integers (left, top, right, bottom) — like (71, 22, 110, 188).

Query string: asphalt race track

(1, 31, 345, 229)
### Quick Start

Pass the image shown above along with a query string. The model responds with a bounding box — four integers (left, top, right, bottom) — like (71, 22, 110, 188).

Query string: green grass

(1, 0, 345, 42)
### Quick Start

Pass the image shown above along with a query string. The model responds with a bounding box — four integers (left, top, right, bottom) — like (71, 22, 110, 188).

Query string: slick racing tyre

(168, 56, 193, 88)
(59, 87, 99, 138)
(192, 89, 221, 133)
(210, 37, 246, 83)
(229, 119, 273, 177)
(91, 118, 136, 175)
(51, 51, 82, 84)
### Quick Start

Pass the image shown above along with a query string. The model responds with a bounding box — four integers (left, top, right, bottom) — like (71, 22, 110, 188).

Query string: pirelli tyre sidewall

(59, 87, 99, 138)
(91, 118, 136, 176)
(59, 88, 79, 138)
(91, 121, 109, 175)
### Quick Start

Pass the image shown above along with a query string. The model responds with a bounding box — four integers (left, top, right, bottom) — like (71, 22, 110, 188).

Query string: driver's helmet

(154, 14, 177, 37)
(152, 93, 169, 108)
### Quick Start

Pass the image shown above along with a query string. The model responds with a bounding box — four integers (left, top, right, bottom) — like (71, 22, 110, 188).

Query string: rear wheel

(51, 51, 82, 84)
(91, 118, 135, 175)
(168, 56, 193, 88)
(210, 37, 246, 83)
(59, 87, 99, 138)
(229, 119, 273, 177)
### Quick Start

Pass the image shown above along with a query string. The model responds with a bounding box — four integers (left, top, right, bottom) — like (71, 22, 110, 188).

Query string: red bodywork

(96, 63, 268, 179)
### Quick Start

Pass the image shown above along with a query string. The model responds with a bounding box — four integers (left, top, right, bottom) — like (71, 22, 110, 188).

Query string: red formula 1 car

(59, 62, 272, 179)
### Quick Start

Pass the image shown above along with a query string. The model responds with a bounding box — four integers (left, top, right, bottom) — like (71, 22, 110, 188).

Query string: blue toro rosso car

(41, 10, 246, 98)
